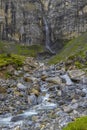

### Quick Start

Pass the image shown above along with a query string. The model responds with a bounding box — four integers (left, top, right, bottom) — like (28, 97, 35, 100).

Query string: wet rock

(11, 115, 25, 122)
(37, 95, 43, 104)
(28, 94, 37, 105)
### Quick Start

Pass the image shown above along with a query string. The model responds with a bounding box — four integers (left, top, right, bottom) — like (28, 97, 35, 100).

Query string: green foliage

(48, 32, 87, 64)
(62, 116, 87, 130)
(0, 54, 25, 67)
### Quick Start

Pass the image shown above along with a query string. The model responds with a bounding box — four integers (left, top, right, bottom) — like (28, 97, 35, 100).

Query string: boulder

(68, 69, 85, 82)
(46, 76, 62, 85)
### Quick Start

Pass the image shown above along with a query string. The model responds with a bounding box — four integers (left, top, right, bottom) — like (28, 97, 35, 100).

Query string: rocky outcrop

(0, 0, 87, 48)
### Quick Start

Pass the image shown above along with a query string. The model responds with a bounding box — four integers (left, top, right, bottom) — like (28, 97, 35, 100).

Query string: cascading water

(43, 16, 55, 54)
(0, 85, 57, 128)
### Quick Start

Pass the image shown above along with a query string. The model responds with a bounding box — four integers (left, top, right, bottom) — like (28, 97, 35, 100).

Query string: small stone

(82, 88, 87, 94)
(14, 71, 20, 76)
(7, 65, 15, 73)
(23, 65, 29, 72)
(24, 77, 33, 82)
(32, 116, 38, 121)
(57, 90, 62, 96)
(17, 83, 27, 90)
(63, 106, 73, 113)
(41, 75, 48, 81)
(31, 88, 40, 96)
(0, 86, 7, 94)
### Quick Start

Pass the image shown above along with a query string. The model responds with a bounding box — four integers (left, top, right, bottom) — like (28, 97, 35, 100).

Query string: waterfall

(43, 16, 55, 54)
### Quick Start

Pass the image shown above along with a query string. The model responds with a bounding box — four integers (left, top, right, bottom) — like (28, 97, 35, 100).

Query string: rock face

(0, 0, 87, 49)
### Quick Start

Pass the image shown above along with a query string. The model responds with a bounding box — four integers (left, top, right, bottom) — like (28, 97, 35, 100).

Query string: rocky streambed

(0, 57, 87, 130)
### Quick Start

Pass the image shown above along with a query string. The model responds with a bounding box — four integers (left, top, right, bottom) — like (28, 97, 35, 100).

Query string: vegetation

(62, 116, 87, 130)
(49, 32, 87, 65)
(0, 41, 44, 57)
(0, 54, 25, 67)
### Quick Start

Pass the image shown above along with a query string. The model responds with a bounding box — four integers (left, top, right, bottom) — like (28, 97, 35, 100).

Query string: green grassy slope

(49, 32, 87, 64)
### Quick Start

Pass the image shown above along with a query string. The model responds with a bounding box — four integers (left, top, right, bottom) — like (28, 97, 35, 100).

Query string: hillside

(49, 32, 87, 66)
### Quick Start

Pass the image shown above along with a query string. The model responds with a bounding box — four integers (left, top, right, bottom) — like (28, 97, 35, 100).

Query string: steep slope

(49, 32, 87, 65)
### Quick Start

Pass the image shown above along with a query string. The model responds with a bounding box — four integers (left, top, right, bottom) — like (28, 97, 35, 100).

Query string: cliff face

(0, 0, 87, 46)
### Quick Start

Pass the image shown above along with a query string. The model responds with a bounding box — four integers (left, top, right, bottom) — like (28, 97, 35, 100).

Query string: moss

(74, 61, 83, 69)
(62, 116, 87, 130)
(0, 54, 25, 67)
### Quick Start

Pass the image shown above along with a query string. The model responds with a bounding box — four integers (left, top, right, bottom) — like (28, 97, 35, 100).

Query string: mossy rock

(62, 116, 87, 130)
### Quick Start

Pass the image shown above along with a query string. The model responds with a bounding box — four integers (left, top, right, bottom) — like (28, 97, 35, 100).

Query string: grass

(49, 32, 87, 64)
(0, 41, 44, 57)
(62, 116, 87, 130)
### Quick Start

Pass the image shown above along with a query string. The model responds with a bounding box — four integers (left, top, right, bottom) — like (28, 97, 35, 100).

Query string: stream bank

(0, 57, 87, 130)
